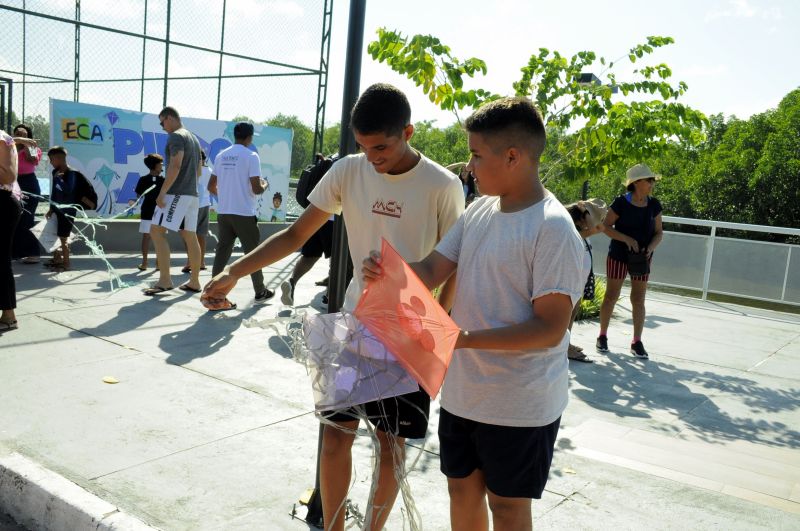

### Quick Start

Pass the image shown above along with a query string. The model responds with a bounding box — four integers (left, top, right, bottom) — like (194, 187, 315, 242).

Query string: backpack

(295, 157, 334, 208)
(74, 171, 98, 210)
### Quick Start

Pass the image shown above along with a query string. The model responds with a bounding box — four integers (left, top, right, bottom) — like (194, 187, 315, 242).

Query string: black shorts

(438, 408, 561, 499)
(322, 387, 430, 439)
(54, 208, 76, 238)
(301, 220, 334, 258)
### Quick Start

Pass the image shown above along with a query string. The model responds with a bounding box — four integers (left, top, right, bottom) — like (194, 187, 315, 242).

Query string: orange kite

(354, 238, 460, 398)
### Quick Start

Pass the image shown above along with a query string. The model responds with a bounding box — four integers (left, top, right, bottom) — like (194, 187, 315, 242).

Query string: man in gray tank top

(144, 106, 203, 296)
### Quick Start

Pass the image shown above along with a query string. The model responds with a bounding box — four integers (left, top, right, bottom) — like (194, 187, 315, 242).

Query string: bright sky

(326, 0, 800, 127)
(2, 0, 798, 129)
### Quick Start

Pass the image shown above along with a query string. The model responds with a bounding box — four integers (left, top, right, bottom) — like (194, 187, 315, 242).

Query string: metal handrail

(662, 216, 800, 237)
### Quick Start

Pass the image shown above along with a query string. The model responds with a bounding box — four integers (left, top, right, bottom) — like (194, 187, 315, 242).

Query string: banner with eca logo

(49, 98, 293, 221)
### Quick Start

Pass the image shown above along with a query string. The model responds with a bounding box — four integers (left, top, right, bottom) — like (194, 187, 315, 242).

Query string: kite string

(246, 311, 427, 530)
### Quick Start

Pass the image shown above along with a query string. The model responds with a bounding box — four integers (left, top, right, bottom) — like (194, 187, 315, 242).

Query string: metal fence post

(701, 225, 717, 300)
(303, 2, 366, 527)
(215, 0, 227, 121)
(162, 0, 171, 108)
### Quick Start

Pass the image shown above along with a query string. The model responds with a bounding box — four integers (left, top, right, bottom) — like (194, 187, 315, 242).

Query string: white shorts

(139, 219, 152, 234)
(151, 194, 199, 232)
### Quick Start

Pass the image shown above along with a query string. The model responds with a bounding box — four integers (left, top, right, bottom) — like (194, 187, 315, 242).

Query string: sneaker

(280, 280, 294, 306)
(630, 341, 649, 359)
(596, 335, 609, 352)
(255, 288, 275, 303)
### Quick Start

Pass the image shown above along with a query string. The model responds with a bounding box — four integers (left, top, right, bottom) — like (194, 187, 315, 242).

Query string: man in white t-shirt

(201, 84, 464, 531)
(208, 122, 273, 303)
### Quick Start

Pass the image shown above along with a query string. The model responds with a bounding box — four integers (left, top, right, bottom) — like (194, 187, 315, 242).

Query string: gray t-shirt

(165, 127, 200, 196)
(435, 192, 585, 427)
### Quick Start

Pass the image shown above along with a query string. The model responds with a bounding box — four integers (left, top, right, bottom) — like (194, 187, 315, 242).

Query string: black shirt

(135, 174, 165, 220)
(608, 194, 663, 261)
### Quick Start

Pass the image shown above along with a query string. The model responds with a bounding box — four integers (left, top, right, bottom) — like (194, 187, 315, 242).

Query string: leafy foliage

(368, 30, 708, 181)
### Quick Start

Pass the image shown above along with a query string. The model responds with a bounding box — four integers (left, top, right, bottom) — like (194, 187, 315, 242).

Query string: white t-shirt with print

(198, 164, 213, 208)
(435, 193, 585, 427)
(213, 144, 262, 216)
(308, 152, 465, 312)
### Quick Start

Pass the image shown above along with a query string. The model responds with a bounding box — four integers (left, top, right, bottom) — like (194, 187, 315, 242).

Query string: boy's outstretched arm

(455, 293, 574, 351)
(202, 205, 331, 306)
(362, 250, 457, 291)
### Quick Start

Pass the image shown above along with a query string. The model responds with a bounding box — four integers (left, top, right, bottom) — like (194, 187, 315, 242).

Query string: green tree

(263, 114, 314, 179)
(410, 121, 470, 166)
(368, 30, 707, 182)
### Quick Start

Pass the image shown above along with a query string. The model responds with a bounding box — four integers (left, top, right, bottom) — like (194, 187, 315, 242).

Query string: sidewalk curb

(0, 452, 158, 530)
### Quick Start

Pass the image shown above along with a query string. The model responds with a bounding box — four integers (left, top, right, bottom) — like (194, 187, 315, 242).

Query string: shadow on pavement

(570, 353, 800, 449)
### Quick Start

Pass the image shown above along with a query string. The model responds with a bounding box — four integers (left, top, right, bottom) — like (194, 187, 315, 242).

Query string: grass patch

(576, 277, 605, 321)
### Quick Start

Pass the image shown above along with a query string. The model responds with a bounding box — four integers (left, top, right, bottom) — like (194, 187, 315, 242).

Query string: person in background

(143, 106, 203, 296)
(135, 153, 165, 271)
(596, 163, 664, 359)
(447, 162, 477, 207)
(45, 146, 85, 271)
(182, 149, 212, 273)
(564, 198, 607, 363)
(11, 123, 42, 264)
(207, 122, 274, 305)
(1, 130, 25, 331)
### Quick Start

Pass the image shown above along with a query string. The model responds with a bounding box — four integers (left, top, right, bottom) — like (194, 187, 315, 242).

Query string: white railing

(590, 216, 800, 307)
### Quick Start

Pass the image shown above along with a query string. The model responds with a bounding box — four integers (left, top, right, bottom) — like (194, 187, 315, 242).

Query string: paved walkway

(1, 254, 799, 530)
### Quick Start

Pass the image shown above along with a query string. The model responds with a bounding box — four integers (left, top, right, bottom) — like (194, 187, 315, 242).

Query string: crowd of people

(1, 83, 666, 529)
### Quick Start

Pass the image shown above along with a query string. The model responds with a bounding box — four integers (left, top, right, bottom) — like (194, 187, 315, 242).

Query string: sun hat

(580, 198, 607, 228)
(625, 163, 661, 187)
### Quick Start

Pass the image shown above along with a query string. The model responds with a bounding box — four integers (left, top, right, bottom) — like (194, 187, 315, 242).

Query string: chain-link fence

(0, 0, 333, 160)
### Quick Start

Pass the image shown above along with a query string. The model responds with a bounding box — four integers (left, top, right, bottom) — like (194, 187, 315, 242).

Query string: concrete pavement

(1, 253, 799, 530)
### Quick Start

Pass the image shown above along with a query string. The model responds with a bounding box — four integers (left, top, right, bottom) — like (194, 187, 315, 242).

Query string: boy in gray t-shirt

(362, 97, 585, 530)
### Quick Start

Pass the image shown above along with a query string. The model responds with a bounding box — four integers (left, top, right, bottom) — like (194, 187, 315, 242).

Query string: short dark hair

(626, 182, 636, 192)
(13, 123, 33, 139)
(159, 106, 180, 120)
(144, 153, 164, 170)
(465, 97, 546, 161)
(350, 83, 411, 137)
(233, 122, 254, 140)
(47, 146, 67, 157)
(273, 192, 282, 202)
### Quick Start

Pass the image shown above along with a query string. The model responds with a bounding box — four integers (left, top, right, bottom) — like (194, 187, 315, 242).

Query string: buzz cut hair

(47, 146, 67, 157)
(350, 83, 411, 137)
(159, 106, 180, 120)
(465, 97, 546, 162)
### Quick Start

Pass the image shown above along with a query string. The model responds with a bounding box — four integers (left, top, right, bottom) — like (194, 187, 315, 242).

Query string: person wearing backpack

(44, 146, 95, 270)
(280, 153, 336, 306)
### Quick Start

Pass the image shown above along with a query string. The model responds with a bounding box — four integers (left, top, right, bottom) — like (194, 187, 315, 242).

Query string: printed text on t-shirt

(372, 198, 403, 218)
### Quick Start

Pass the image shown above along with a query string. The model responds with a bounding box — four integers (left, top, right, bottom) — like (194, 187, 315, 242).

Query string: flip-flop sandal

(206, 299, 237, 312)
(0, 320, 18, 332)
(181, 266, 191, 273)
(137, 265, 147, 271)
(143, 285, 173, 296)
(178, 284, 202, 293)
(568, 351, 594, 363)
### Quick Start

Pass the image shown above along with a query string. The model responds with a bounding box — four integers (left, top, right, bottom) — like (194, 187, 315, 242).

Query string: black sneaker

(255, 288, 275, 303)
(630, 341, 649, 359)
(596, 335, 609, 352)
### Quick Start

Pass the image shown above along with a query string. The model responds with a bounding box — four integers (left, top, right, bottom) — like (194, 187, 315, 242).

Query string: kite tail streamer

(244, 311, 427, 530)
(30, 186, 153, 290)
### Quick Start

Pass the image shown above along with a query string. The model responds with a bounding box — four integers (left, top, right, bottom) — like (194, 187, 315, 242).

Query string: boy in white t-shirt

(363, 97, 585, 530)
(202, 84, 464, 531)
